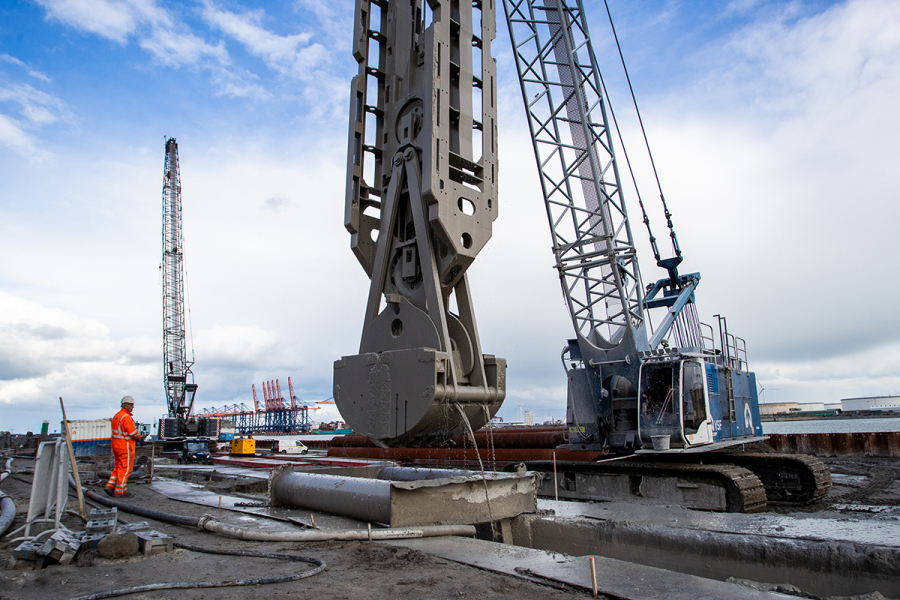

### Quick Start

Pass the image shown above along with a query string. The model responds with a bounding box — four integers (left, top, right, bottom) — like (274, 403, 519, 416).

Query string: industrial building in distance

(761, 395, 900, 419)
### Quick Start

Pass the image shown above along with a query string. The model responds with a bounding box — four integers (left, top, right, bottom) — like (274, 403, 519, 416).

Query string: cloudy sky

(1, 0, 897, 433)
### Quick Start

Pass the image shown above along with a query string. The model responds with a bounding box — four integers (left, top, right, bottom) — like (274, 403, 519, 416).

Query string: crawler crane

(334, 0, 830, 511)
(159, 138, 217, 441)
(500, 0, 829, 510)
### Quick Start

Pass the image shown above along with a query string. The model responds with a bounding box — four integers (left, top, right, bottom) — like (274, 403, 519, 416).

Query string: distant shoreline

(762, 412, 899, 422)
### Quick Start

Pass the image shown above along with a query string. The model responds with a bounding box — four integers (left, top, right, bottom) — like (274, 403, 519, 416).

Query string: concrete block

(89, 507, 117, 520)
(11, 540, 44, 561)
(77, 533, 106, 550)
(86, 518, 117, 535)
(117, 521, 150, 533)
(38, 530, 81, 565)
(135, 530, 173, 556)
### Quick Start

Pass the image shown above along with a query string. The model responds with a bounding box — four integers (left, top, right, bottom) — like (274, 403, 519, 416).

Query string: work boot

(104, 487, 114, 497)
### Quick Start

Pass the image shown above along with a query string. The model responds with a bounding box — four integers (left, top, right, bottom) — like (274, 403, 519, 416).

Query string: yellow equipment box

(229, 438, 256, 456)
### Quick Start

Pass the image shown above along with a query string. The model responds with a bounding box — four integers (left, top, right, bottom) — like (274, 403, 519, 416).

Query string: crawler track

(522, 459, 768, 513)
(715, 452, 832, 505)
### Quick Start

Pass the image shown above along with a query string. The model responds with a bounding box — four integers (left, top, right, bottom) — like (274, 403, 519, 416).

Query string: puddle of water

(830, 474, 869, 485)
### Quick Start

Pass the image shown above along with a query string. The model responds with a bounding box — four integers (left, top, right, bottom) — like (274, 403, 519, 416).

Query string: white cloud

(34, 0, 167, 43)
(0, 291, 161, 430)
(201, 1, 326, 80)
(0, 114, 44, 158)
(139, 27, 229, 67)
(194, 324, 280, 367)
(0, 54, 52, 82)
(0, 83, 72, 125)
(628, 0, 900, 403)
(35, 0, 231, 72)
(0, 83, 71, 158)
(208, 66, 271, 99)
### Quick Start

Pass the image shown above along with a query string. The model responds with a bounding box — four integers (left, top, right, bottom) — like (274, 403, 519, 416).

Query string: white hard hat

(121, 395, 135, 406)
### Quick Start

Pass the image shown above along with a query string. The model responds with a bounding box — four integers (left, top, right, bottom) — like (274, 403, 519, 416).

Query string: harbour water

(763, 416, 900, 435)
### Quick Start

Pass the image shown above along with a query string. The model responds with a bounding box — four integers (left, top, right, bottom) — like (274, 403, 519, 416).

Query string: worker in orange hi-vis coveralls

(106, 396, 142, 497)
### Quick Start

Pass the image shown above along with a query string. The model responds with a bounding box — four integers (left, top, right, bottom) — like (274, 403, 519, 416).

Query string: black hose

(67, 542, 325, 600)
(95, 470, 147, 480)
(80, 487, 200, 528)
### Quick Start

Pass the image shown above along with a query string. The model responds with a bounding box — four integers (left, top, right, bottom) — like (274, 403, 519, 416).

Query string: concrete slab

(528, 500, 900, 598)
(540, 499, 900, 548)
(383, 536, 794, 600)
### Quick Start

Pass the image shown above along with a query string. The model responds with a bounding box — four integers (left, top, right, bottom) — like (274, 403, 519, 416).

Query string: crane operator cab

(637, 354, 763, 450)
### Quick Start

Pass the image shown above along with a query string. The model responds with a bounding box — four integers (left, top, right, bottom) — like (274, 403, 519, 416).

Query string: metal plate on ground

(382, 536, 796, 600)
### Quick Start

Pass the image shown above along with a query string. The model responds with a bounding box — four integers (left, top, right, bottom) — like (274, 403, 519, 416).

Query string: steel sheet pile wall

(768, 432, 900, 457)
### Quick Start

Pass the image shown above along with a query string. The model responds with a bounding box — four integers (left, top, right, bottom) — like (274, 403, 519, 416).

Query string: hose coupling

(197, 514, 217, 530)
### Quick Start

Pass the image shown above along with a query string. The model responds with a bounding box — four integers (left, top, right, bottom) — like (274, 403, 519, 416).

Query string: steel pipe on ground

(271, 471, 391, 523)
(378, 467, 472, 481)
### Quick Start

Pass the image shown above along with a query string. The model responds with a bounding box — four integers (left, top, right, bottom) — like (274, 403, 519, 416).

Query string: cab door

(680, 360, 712, 446)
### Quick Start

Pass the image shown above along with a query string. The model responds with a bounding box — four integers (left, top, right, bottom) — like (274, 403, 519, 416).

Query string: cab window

(682, 361, 707, 433)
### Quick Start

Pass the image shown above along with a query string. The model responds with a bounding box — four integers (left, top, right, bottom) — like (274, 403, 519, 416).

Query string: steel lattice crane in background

(159, 138, 208, 439)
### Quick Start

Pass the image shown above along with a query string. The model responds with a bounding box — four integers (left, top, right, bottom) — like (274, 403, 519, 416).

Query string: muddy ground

(1, 454, 898, 600)
(819, 456, 900, 508)
(0, 460, 590, 600)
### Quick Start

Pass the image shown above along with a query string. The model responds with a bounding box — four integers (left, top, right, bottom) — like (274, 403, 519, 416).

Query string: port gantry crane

(334, 0, 505, 446)
(160, 138, 202, 439)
